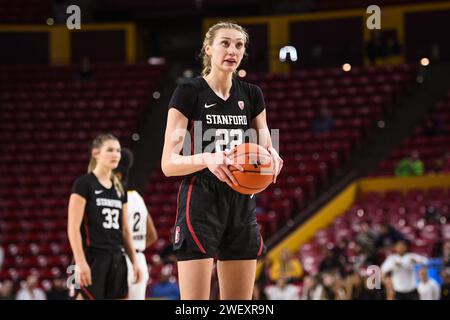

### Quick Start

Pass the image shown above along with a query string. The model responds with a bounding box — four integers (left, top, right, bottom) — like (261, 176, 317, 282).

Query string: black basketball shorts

(173, 175, 266, 261)
(77, 249, 128, 300)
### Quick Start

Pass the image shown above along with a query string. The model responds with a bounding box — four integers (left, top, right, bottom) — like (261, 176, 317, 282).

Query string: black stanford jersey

(71, 172, 128, 252)
(169, 76, 266, 179)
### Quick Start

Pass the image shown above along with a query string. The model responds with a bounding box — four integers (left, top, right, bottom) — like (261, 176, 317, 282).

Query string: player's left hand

(133, 263, 142, 284)
(266, 146, 283, 183)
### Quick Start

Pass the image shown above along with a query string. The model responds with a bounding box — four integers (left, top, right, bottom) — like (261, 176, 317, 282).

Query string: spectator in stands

(46, 278, 68, 300)
(366, 30, 386, 66)
(432, 151, 450, 174)
(312, 106, 334, 134)
(265, 277, 300, 300)
(269, 248, 303, 283)
(417, 266, 440, 300)
(381, 239, 428, 300)
(355, 221, 377, 252)
(335, 239, 350, 272)
(150, 266, 180, 300)
(252, 281, 267, 300)
(424, 205, 444, 225)
(434, 240, 450, 269)
(319, 247, 345, 277)
(346, 271, 385, 300)
(353, 242, 378, 271)
(0, 280, 15, 300)
(301, 275, 326, 300)
(394, 150, 424, 177)
(385, 35, 401, 59)
(255, 257, 271, 299)
(16, 275, 47, 300)
(382, 275, 396, 300)
(423, 118, 439, 137)
(345, 272, 365, 300)
(75, 57, 95, 82)
(331, 275, 348, 300)
(441, 268, 450, 300)
(374, 222, 405, 250)
(442, 151, 450, 173)
(320, 272, 339, 300)
(443, 241, 450, 267)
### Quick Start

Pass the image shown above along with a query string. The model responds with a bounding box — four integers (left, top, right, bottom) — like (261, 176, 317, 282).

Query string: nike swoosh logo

(250, 194, 255, 199)
(95, 190, 104, 195)
(204, 103, 217, 109)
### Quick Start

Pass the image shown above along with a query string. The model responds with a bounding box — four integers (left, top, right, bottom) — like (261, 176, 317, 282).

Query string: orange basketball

(227, 143, 274, 195)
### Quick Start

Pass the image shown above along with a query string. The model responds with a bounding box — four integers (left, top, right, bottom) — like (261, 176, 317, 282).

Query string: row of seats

(0, 0, 51, 23)
(377, 90, 450, 175)
(247, 64, 414, 81)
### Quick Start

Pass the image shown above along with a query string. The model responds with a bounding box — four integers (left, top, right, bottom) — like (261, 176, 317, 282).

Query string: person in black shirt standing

(68, 133, 141, 300)
(161, 21, 283, 300)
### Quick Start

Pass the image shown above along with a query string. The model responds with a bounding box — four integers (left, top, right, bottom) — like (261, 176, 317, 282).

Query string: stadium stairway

(350, 63, 450, 177)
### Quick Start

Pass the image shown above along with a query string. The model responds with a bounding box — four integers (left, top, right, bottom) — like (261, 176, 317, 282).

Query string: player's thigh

(216, 259, 257, 300)
(177, 258, 214, 300)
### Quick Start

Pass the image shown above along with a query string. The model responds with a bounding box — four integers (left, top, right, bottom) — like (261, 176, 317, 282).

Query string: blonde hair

(88, 133, 125, 198)
(200, 21, 249, 76)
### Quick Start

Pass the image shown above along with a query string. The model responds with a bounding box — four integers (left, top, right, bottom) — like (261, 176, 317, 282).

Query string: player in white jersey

(115, 148, 158, 300)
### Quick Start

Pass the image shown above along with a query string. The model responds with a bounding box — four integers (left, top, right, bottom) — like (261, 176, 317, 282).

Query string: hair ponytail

(112, 172, 124, 199)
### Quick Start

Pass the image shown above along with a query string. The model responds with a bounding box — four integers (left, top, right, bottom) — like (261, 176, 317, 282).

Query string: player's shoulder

(175, 77, 204, 92)
(127, 189, 137, 198)
(73, 172, 95, 185)
(235, 77, 262, 95)
(127, 190, 144, 200)
(71, 173, 94, 196)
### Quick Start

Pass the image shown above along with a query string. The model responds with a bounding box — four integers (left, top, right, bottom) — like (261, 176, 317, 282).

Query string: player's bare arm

(67, 194, 92, 287)
(145, 214, 158, 248)
(122, 203, 142, 284)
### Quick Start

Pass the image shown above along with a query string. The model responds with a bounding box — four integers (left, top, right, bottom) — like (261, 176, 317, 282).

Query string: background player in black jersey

(161, 21, 283, 299)
(68, 134, 141, 300)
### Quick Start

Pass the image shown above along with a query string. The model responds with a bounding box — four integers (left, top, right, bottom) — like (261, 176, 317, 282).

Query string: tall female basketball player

(161, 22, 283, 300)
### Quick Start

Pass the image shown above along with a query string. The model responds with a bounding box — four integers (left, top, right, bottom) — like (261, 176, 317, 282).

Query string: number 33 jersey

(71, 172, 128, 252)
(168, 76, 266, 180)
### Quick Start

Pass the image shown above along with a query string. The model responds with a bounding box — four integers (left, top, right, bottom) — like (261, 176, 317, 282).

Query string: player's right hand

(76, 261, 92, 287)
(205, 151, 243, 187)
(133, 263, 142, 284)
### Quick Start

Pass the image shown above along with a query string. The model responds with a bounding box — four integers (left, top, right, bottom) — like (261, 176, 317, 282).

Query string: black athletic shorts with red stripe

(173, 174, 266, 261)
(76, 249, 128, 300)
